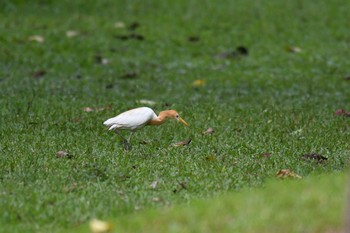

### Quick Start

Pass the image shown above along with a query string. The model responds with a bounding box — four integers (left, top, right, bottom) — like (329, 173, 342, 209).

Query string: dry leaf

(174, 139, 192, 147)
(192, 79, 206, 87)
(334, 109, 346, 115)
(276, 169, 302, 179)
(56, 150, 72, 159)
(137, 99, 156, 106)
(150, 180, 158, 189)
(334, 109, 350, 117)
(84, 106, 109, 112)
(89, 219, 112, 233)
(71, 117, 82, 123)
(259, 153, 272, 158)
(286, 46, 302, 53)
(66, 30, 79, 37)
(28, 35, 44, 43)
(84, 107, 94, 112)
(104, 105, 112, 111)
(203, 127, 215, 135)
(32, 70, 46, 79)
(114, 21, 125, 29)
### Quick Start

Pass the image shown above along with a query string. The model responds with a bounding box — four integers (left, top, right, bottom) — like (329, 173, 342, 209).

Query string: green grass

(1, 0, 350, 232)
(76, 172, 348, 233)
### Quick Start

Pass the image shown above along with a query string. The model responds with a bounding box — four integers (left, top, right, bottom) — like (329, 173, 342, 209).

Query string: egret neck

(147, 110, 177, 126)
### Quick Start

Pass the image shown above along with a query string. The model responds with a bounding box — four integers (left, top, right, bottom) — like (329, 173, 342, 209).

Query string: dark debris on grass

(301, 153, 328, 162)
(215, 46, 249, 59)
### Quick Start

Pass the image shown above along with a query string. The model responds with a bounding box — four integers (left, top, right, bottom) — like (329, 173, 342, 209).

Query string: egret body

(103, 107, 189, 150)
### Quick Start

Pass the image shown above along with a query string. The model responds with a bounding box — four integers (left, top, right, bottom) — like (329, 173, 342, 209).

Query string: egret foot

(123, 140, 132, 150)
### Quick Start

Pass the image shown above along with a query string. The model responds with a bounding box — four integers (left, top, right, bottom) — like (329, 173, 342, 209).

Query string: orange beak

(178, 117, 189, 127)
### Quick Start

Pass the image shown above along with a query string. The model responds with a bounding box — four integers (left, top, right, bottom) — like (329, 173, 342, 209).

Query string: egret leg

(115, 131, 131, 150)
(125, 132, 135, 150)
(127, 131, 135, 145)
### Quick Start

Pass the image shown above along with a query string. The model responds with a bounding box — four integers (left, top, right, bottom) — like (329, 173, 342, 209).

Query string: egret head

(162, 110, 189, 127)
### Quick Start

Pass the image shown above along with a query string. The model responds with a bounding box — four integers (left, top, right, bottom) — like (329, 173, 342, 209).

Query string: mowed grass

(75, 173, 348, 233)
(1, 0, 350, 232)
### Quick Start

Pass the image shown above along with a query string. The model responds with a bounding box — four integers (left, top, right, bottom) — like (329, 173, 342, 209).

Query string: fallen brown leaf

(32, 70, 46, 79)
(334, 109, 346, 116)
(56, 150, 72, 159)
(28, 35, 44, 43)
(83, 107, 94, 112)
(286, 46, 302, 53)
(203, 127, 215, 135)
(174, 139, 192, 147)
(334, 109, 350, 117)
(83, 107, 108, 112)
(71, 117, 82, 123)
(137, 99, 156, 106)
(276, 169, 302, 179)
(66, 30, 79, 38)
(259, 153, 272, 158)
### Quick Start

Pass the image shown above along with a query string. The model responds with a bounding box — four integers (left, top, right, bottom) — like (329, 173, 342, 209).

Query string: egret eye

(176, 115, 179, 118)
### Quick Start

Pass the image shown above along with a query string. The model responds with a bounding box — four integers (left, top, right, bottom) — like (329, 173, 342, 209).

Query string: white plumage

(104, 107, 157, 131)
(104, 107, 189, 150)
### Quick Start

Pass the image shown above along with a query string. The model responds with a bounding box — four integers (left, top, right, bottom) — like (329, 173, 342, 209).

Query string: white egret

(103, 107, 189, 150)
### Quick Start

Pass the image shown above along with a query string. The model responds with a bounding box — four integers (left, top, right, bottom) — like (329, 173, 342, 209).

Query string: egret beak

(178, 117, 189, 127)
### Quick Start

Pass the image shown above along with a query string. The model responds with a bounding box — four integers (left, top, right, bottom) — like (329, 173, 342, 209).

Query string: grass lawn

(1, 0, 350, 232)
(75, 173, 348, 233)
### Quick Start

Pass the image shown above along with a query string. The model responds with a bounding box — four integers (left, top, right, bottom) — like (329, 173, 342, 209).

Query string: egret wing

(104, 107, 157, 131)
